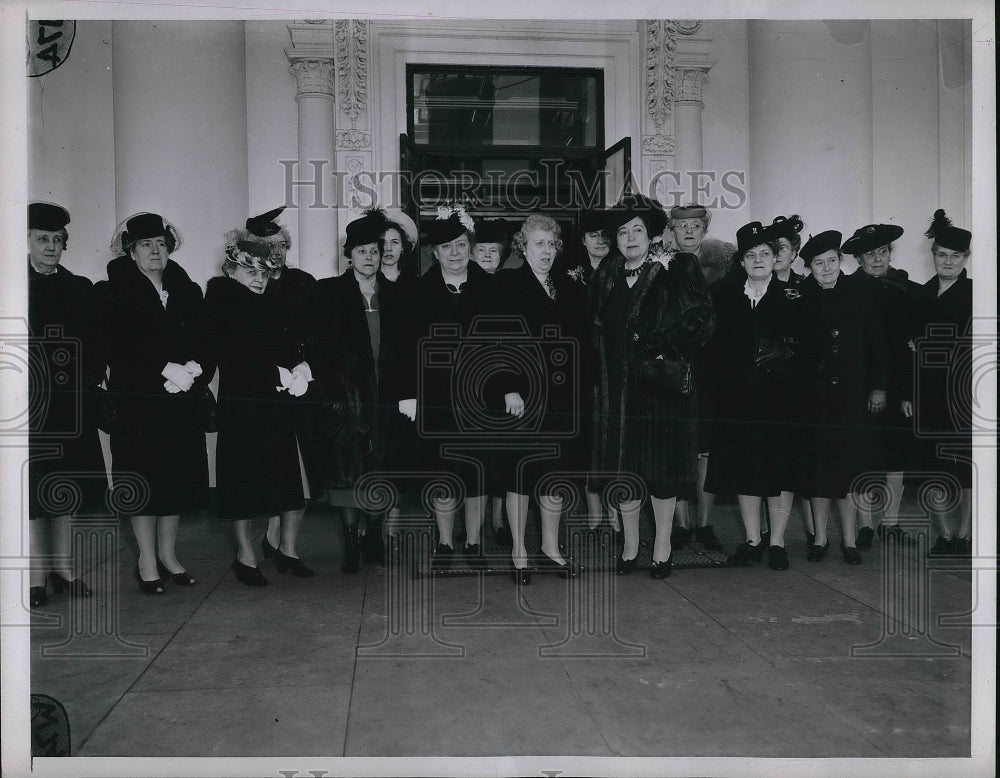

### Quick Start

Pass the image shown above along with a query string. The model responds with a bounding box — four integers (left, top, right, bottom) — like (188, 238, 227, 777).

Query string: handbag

(640, 355, 692, 396)
(754, 337, 795, 369)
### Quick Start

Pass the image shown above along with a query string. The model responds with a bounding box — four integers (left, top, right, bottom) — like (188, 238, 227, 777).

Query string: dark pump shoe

(463, 543, 487, 570)
(670, 526, 693, 549)
(929, 536, 957, 557)
(155, 558, 196, 586)
(695, 525, 722, 551)
(511, 567, 531, 586)
(841, 545, 863, 565)
(432, 543, 454, 570)
(729, 541, 765, 567)
(274, 548, 315, 577)
(856, 526, 875, 549)
(535, 553, 577, 578)
(768, 545, 789, 571)
(49, 571, 92, 597)
(232, 560, 268, 587)
(29, 585, 48, 609)
(615, 555, 637, 576)
(650, 557, 672, 579)
(133, 567, 165, 595)
(806, 542, 830, 562)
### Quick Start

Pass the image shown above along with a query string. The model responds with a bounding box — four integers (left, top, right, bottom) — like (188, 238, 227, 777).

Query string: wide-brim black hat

(841, 223, 903, 256)
(605, 194, 669, 237)
(800, 230, 843, 264)
(924, 209, 971, 252)
(736, 221, 778, 256)
(474, 218, 512, 245)
(123, 213, 168, 242)
(29, 202, 70, 231)
(343, 211, 387, 254)
(425, 205, 475, 246)
(579, 208, 609, 235)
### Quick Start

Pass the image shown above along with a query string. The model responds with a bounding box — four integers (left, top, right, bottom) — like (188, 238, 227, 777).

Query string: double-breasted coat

(910, 269, 973, 487)
(96, 256, 212, 516)
(703, 276, 804, 496)
(589, 253, 715, 500)
(28, 263, 107, 518)
(796, 271, 888, 497)
(203, 275, 309, 518)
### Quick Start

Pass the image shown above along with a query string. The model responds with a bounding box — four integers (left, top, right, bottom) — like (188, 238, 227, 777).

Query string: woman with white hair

(204, 235, 315, 586)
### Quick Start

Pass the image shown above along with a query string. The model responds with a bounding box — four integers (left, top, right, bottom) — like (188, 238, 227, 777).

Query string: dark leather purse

(640, 355, 693, 395)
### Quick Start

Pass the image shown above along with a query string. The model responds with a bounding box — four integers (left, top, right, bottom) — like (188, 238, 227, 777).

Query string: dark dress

(28, 263, 107, 518)
(493, 263, 589, 494)
(796, 271, 888, 498)
(856, 267, 922, 471)
(590, 254, 715, 500)
(704, 277, 803, 496)
(393, 261, 507, 495)
(96, 256, 210, 516)
(312, 272, 406, 490)
(911, 270, 973, 488)
(203, 276, 307, 519)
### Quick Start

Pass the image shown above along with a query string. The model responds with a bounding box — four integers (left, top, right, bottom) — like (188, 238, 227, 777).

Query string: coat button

(830, 376, 840, 385)
(831, 344, 840, 354)
(831, 329, 840, 338)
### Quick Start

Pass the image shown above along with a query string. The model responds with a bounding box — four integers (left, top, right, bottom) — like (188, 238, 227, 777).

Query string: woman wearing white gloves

(204, 236, 316, 586)
(97, 213, 212, 594)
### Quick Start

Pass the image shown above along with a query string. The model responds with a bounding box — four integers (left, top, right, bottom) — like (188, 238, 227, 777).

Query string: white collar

(743, 276, 771, 304)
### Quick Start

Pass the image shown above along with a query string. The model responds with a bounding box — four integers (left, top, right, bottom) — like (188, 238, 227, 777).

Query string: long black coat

(910, 269, 973, 486)
(797, 271, 888, 497)
(703, 277, 803, 496)
(589, 253, 715, 499)
(312, 271, 406, 489)
(492, 263, 590, 493)
(203, 276, 308, 519)
(856, 267, 922, 470)
(28, 263, 107, 518)
(96, 256, 211, 515)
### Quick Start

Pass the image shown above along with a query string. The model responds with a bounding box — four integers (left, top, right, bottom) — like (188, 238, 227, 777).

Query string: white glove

(505, 392, 525, 417)
(287, 374, 310, 397)
(163, 379, 182, 394)
(183, 360, 203, 378)
(162, 361, 194, 392)
(291, 362, 313, 382)
(398, 398, 417, 421)
(276, 366, 294, 393)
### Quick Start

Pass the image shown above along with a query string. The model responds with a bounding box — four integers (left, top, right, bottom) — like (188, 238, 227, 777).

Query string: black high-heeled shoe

(274, 548, 314, 577)
(232, 560, 267, 587)
(807, 541, 830, 562)
(511, 568, 531, 586)
(29, 585, 47, 609)
(155, 558, 196, 586)
(650, 556, 672, 579)
(616, 556, 637, 576)
(49, 571, 92, 598)
(534, 553, 577, 578)
(261, 535, 278, 559)
(133, 567, 165, 595)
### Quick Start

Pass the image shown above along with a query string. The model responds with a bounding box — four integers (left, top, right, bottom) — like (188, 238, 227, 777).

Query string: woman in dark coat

(497, 214, 589, 582)
(204, 236, 314, 586)
(704, 220, 803, 571)
(27, 203, 106, 607)
(97, 213, 210, 594)
(796, 231, 888, 565)
(590, 195, 715, 579)
(907, 210, 973, 556)
(313, 211, 406, 572)
(842, 223, 922, 546)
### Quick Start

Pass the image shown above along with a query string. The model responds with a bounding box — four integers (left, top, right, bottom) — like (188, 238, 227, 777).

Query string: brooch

(784, 288, 802, 300)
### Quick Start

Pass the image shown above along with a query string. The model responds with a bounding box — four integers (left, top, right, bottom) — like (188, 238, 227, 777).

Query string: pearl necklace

(622, 260, 648, 278)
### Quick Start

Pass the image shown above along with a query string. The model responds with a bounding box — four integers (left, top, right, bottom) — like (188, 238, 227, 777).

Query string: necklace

(622, 260, 647, 278)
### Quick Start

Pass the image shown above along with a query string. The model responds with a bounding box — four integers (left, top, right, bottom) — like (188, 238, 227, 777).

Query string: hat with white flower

(425, 203, 475, 246)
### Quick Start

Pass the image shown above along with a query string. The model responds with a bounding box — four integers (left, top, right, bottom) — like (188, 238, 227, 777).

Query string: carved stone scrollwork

(676, 20, 702, 35)
(337, 129, 371, 150)
(645, 20, 677, 130)
(675, 68, 710, 106)
(334, 19, 369, 123)
(288, 58, 335, 99)
(642, 134, 676, 155)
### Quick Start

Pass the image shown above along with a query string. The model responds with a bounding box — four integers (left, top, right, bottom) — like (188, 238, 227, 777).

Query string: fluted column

(287, 23, 338, 277)
(111, 21, 248, 288)
(673, 67, 710, 175)
(748, 21, 873, 245)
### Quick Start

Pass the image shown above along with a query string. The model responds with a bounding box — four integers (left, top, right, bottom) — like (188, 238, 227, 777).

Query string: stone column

(748, 20, 873, 258)
(673, 67, 710, 176)
(111, 21, 249, 289)
(287, 23, 339, 277)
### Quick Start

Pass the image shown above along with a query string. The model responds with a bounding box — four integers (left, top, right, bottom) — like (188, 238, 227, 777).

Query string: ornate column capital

(288, 58, 335, 99)
(645, 20, 678, 130)
(675, 67, 710, 106)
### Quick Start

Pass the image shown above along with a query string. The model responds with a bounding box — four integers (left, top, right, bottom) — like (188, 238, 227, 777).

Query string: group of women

(25, 194, 974, 605)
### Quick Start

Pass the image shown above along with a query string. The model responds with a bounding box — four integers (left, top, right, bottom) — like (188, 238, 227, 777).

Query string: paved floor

(24, 497, 977, 766)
